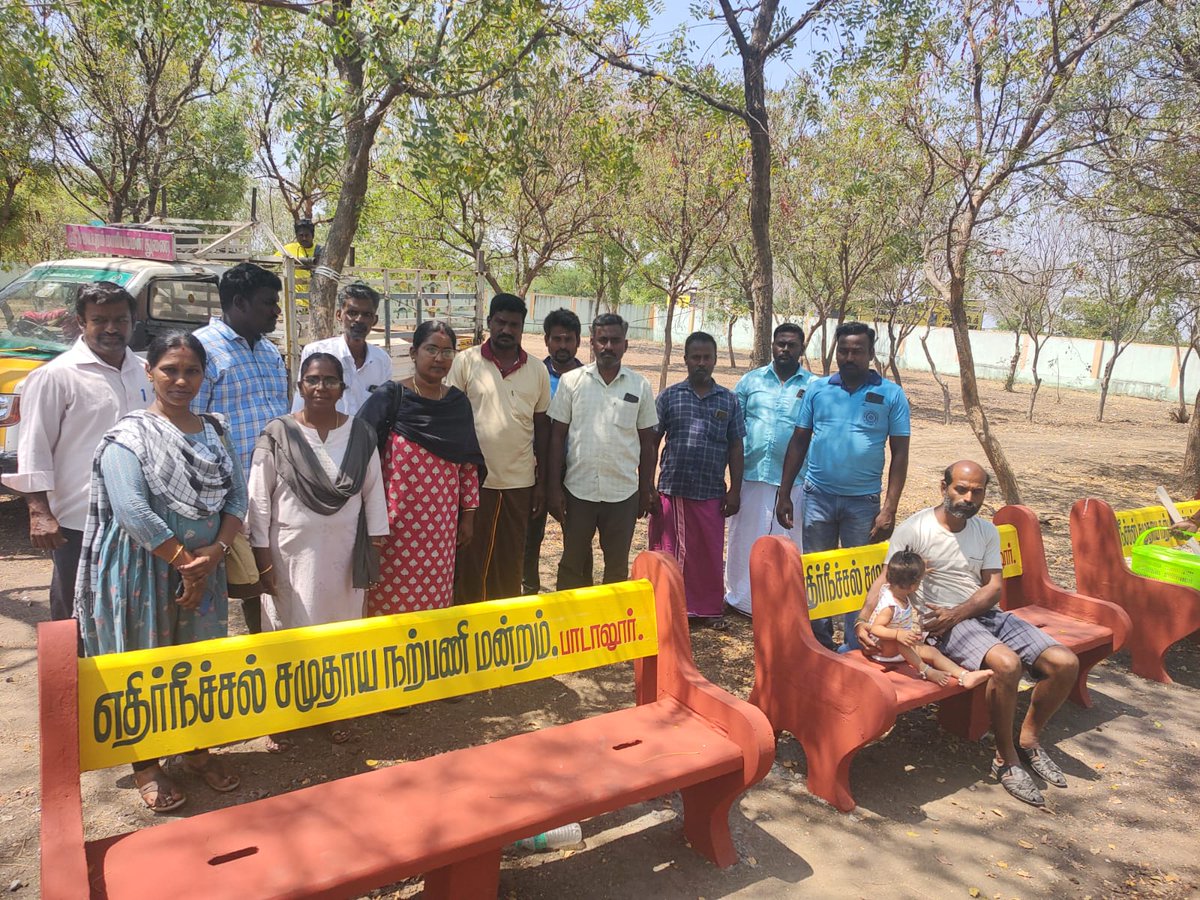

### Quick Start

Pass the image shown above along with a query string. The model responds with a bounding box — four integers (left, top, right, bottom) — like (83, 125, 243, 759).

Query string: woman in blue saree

(75, 331, 247, 812)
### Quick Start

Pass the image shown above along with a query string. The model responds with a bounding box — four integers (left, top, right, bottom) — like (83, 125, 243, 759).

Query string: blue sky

(641, 0, 825, 89)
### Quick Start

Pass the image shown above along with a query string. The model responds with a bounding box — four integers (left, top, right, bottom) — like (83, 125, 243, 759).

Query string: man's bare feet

(958, 668, 994, 689)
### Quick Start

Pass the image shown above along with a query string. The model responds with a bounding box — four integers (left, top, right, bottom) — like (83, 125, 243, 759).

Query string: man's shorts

(930, 608, 1063, 673)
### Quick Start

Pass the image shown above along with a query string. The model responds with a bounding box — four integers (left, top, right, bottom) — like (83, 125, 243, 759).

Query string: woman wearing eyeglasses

(247, 352, 388, 643)
(357, 321, 485, 614)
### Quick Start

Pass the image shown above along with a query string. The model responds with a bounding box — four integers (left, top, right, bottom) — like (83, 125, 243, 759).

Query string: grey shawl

(255, 415, 380, 588)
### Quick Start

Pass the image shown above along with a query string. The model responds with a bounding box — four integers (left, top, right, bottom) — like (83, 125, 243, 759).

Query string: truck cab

(0, 245, 235, 480)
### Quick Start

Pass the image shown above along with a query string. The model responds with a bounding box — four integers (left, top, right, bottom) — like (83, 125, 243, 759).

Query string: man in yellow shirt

(279, 219, 321, 306)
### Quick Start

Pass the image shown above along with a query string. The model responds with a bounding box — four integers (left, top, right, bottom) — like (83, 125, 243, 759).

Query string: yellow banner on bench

(802, 523, 1023, 621)
(1113, 500, 1200, 557)
(77, 582, 658, 771)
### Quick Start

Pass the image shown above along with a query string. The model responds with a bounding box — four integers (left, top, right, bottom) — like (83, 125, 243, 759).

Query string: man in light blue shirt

(776, 321, 911, 650)
(724, 323, 812, 616)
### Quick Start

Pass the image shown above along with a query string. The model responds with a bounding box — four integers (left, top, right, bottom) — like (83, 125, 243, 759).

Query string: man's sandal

(990, 760, 1045, 807)
(134, 767, 186, 814)
(181, 752, 241, 793)
(1018, 745, 1067, 788)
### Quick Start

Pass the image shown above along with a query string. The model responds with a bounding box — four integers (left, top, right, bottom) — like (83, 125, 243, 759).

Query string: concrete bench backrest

(1111, 500, 1200, 558)
(75, 581, 658, 771)
(802, 523, 1025, 622)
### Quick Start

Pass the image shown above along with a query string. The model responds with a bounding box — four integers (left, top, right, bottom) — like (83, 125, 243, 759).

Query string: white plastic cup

(513, 822, 583, 851)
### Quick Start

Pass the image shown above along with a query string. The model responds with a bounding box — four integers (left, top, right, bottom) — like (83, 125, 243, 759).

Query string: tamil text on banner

(802, 524, 1024, 621)
(65, 224, 176, 262)
(77, 582, 657, 770)
(1113, 500, 1200, 558)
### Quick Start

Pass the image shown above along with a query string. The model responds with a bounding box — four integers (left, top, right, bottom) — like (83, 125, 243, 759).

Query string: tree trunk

(1182, 383, 1200, 495)
(727, 315, 738, 369)
(1176, 344, 1192, 423)
(741, 51, 774, 368)
(1097, 341, 1118, 422)
(1028, 376, 1042, 422)
(659, 294, 678, 392)
(1004, 329, 1021, 392)
(920, 326, 952, 426)
(313, 112, 381, 340)
(948, 263, 1023, 505)
(0, 176, 21, 236)
(883, 316, 903, 385)
(1027, 337, 1044, 422)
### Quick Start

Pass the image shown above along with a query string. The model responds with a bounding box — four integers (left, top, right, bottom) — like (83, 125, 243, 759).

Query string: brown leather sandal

(134, 766, 186, 813)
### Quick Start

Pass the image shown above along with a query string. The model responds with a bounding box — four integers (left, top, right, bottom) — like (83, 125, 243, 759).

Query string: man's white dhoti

(724, 479, 804, 616)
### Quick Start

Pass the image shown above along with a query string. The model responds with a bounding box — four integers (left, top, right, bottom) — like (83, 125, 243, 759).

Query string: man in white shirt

(853, 460, 1080, 808)
(292, 282, 397, 416)
(3, 282, 149, 621)
(546, 313, 658, 589)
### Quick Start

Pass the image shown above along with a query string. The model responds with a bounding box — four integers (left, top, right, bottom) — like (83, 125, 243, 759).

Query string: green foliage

(378, 42, 639, 291)
(0, 4, 55, 243)
(773, 75, 929, 338)
(39, 0, 252, 222)
(164, 93, 255, 220)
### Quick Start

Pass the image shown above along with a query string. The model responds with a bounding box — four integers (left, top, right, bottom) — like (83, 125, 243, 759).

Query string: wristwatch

(217, 540, 232, 557)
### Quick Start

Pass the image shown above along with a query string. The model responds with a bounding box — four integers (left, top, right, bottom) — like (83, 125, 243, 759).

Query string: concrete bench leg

(680, 770, 742, 868)
(422, 848, 502, 900)
(937, 689, 990, 742)
(1127, 629, 1176, 685)
(1071, 647, 1110, 707)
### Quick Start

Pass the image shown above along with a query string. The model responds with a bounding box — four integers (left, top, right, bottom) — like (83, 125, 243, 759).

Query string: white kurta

(724, 480, 804, 616)
(247, 418, 389, 631)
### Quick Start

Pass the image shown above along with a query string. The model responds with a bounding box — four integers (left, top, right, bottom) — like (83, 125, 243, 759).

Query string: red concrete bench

(748, 504, 1131, 812)
(39, 550, 774, 900)
(1070, 497, 1200, 683)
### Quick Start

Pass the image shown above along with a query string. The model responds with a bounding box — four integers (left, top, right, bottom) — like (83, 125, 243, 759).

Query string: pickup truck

(0, 256, 228, 480)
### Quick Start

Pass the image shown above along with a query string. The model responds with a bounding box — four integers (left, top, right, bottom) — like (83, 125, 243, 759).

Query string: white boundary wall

(523, 294, 1195, 404)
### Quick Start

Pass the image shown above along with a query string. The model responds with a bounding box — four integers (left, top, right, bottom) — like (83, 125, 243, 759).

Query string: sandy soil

(2, 344, 1198, 899)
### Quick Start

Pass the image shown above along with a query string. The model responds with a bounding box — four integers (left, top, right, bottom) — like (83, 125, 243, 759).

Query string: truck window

(148, 279, 220, 323)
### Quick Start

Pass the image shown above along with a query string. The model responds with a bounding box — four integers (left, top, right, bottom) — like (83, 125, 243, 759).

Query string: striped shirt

(191, 318, 290, 475)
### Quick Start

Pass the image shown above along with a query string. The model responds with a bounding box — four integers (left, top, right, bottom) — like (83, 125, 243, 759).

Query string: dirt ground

(2, 343, 1199, 899)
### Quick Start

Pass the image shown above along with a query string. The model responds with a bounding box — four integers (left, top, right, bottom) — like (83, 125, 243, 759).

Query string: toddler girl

(868, 549, 993, 688)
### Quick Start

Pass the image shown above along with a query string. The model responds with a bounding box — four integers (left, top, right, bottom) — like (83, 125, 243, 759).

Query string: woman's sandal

(265, 734, 296, 753)
(134, 767, 186, 813)
(181, 752, 241, 793)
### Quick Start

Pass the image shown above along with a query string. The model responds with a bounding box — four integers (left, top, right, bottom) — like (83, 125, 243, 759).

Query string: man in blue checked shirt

(776, 321, 911, 651)
(723, 323, 812, 617)
(192, 262, 289, 633)
(650, 332, 744, 625)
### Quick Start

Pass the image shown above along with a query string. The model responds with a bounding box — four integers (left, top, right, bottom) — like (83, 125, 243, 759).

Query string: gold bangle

(169, 544, 185, 565)
(258, 565, 273, 576)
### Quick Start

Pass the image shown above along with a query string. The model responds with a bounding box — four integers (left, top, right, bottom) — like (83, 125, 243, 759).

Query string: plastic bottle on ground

(513, 822, 584, 851)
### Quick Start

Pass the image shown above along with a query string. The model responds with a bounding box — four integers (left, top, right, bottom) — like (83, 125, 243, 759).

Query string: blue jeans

(801, 482, 881, 651)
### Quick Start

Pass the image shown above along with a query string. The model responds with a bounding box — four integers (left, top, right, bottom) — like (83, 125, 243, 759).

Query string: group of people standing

(9, 265, 1073, 811)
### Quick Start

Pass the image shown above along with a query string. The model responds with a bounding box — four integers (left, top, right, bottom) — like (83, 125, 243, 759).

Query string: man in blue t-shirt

(776, 321, 911, 651)
(522, 308, 584, 594)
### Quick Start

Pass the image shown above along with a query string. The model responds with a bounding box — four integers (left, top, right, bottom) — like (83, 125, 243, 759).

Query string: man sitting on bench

(852, 460, 1080, 808)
